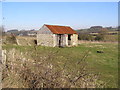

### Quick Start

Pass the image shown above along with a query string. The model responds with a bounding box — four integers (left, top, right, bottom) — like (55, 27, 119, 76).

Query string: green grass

(2, 42, 118, 88)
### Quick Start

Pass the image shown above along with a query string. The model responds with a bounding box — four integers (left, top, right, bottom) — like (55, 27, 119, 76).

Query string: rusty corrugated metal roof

(45, 24, 77, 34)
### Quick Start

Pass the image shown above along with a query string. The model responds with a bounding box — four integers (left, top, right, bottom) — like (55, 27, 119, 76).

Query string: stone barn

(37, 24, 78, 47)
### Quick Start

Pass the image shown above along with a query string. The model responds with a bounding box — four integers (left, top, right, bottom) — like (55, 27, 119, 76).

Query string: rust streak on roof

(45, 24, 77, 34)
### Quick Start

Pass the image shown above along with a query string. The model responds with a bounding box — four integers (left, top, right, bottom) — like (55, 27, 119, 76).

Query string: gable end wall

(37, 25, 54, 47)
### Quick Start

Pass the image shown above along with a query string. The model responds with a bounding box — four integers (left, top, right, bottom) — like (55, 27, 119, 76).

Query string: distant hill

(76, 26, 118, 34)
(6, 29, 38, 36)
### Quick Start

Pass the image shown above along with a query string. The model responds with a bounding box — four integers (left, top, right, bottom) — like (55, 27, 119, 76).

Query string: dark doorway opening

(68, 34, 71, 40)
(58, 34, 62, 47)
(68, 34, 71, 45)
(59, 34, 61, 47)
(57, 34, 64, 48)
(34, 40, 37, 45)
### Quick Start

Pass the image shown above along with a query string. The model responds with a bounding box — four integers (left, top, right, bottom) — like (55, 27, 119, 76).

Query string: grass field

(2, 42, 118, 88)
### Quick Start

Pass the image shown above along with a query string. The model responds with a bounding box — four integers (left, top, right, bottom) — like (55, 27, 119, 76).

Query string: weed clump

(5, 35, 17, 45)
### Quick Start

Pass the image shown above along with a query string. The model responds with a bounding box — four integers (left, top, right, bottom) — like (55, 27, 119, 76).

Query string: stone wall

(2, 50, 6, 65)
(53, 34, 58, 47)
(71, 34, 78, 46)
(37, 34, 54, 47)
(61, 34, 68, 46)
(63, 34, 68, 47)
(37, 25, 54, 47)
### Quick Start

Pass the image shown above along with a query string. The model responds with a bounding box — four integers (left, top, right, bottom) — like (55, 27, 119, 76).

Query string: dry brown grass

(2, 48, 104, 88)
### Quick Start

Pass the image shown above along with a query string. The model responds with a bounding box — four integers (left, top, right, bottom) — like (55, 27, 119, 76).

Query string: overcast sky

(2, 2, 118, 30)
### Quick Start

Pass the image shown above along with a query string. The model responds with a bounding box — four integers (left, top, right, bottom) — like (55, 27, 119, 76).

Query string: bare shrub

(2, 48, 105, 88)
(4, 34, 17, 44)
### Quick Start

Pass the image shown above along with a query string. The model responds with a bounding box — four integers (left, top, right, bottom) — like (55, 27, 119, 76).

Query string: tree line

(78, 29, 118, 42)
